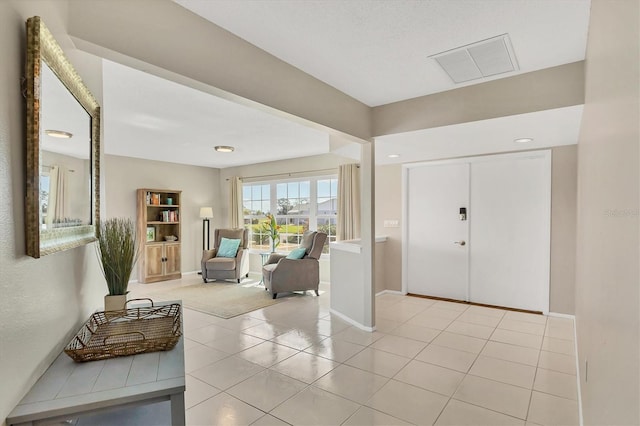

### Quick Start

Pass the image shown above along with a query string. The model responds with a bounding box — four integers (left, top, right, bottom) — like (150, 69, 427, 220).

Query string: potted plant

(262, 213, 281, 253)
(97, 218, 140, 311)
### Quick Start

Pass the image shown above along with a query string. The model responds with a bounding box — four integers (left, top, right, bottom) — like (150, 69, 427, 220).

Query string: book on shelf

(151, 193, 160, 205)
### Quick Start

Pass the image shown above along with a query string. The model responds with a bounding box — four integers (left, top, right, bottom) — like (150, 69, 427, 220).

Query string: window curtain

(230, 176, 243, 228)
(337, 163, 360, 240)
(46, 165, 67, 226)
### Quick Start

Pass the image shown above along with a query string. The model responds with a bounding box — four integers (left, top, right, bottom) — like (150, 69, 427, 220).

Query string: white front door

(404, 151, 551, 313)
(469, 154, 551, 312)
(407, 163, 470, 301)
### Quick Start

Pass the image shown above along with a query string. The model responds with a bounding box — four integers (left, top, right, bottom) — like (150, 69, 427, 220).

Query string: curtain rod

(225, 165, 359, 181)
(42, 164, 75, 172)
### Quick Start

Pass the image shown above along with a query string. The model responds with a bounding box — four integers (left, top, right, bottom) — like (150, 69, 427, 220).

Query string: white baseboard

(329, 309, 376, 332)
(572, 317, 583, 426)
(549, 313, 582, 426)
(375, 289, 406, 297)
(548, 312, 576, 319)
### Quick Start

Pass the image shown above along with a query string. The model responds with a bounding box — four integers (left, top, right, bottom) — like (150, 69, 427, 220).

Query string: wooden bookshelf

(137, 189, 182, 283)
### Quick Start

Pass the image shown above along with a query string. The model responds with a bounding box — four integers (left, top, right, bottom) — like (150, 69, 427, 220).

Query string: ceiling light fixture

(514, 138, 534, 143)
(45, 129, 73, 139)
(388, 154, 400, 158)
(214, 145, 234, 153)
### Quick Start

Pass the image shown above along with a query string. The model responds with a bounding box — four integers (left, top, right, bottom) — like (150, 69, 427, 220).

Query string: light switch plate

(384, 219, 399, 228)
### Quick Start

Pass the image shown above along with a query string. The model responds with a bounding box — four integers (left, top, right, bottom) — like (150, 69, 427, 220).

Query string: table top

(7, 301, 185, 425)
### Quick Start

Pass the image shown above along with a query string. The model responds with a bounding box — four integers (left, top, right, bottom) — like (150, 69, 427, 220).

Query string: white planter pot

(104, 294, 127, 312)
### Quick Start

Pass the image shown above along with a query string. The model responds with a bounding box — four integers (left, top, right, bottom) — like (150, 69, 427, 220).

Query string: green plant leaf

(96, 217, 140, 295)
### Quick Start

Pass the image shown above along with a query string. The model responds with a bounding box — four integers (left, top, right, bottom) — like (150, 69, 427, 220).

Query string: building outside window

(316, 178, 338, 248)
(243, 176, 338, 253)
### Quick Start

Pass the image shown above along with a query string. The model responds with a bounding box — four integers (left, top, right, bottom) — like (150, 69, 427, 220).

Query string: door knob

(453, 241, 466, 246)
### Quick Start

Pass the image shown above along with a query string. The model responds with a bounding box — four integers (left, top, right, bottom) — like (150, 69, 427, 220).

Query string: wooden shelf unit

(137, 189, 182, 283)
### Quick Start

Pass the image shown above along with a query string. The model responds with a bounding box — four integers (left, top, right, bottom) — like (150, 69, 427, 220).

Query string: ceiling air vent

(430, 34, 519, 84)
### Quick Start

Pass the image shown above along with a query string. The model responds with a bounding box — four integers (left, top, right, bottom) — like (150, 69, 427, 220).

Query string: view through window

(243, 177, 337, 253)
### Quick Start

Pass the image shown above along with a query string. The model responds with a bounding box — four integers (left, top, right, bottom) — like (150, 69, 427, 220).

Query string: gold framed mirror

(25, 16, 100, 258)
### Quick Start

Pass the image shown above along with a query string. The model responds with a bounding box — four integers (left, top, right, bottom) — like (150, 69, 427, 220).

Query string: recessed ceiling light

(45, 129, 73, 139)
(214, 145, 234, 153)
(388, 154, 400, 158)
(514, 138, 534, 143)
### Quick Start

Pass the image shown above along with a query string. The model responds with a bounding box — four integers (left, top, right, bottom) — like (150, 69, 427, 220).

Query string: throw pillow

(216, 238, 241, 258)
(286, 247, 307, 260)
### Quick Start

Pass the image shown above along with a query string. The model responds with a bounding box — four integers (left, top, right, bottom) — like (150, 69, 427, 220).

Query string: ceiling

(103, 59, 329, 168)
(41, 61, 91, 159)
(100, 1, 591, 168)
(175, 0, 591, 107)
(376, 105, 584, 165)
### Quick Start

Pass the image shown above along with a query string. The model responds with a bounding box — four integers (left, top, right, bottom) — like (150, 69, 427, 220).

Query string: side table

(259, 252, 271, 284)
(7, 300, 185, 426)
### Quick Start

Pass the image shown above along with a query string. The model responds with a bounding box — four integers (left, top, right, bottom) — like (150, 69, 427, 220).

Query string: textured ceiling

(176, 0, 591, 106)
(102, 59, 329, 168)
(101, 1, 590, 167)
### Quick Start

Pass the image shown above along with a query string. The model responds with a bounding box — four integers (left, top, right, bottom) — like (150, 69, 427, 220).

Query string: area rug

(152, 282, 283, 319)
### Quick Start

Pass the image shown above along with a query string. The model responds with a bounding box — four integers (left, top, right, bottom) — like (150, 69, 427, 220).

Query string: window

(243, 184, 270, 248)
(317, 178, 338, 250)
(243, 176, 338, 253)
(40, 173, 50, 228)
(276, 181, 310, 251)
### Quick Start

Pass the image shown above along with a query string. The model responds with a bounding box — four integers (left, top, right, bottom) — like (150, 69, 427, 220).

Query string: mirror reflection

(40, 61, 92, 230)
(25, 16, 100, 258)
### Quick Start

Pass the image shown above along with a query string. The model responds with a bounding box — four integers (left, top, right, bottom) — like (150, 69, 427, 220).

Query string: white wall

(374, 164, 403, 292)
(0, 2, 105, 424)
(575, 1, 639, 424)
(104, 154, 221, 276)
(549, 145, 577, 314)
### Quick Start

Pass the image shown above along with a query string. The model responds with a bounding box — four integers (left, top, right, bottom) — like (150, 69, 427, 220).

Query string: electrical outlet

(384, 219, 399, 228)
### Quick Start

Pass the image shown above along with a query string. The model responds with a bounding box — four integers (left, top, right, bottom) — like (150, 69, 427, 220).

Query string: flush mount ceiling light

(430, 34, 519, 84)
(214, 145, 234, 153)
(45, 129, 73, 139)
(514, 137, 534, 143)
(388, 154, 400, 158)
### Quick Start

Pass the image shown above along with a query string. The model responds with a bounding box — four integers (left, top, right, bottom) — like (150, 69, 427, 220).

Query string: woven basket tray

(64, 299, 182, 363)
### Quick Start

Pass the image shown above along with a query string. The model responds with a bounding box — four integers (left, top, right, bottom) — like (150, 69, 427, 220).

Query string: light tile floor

(122, 276, 579, 426)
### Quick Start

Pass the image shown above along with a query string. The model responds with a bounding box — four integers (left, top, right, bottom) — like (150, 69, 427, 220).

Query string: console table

(6, 301, 185, 426)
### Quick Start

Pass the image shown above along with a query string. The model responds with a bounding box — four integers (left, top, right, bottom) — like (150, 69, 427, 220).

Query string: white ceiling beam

(372, 61, 585, 137)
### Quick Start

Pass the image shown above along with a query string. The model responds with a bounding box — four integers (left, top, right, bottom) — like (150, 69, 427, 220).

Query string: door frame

(402, 150, 552, 313)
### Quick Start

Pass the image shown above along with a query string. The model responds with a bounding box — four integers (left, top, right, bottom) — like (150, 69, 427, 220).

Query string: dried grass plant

(97, 218, 140, 296)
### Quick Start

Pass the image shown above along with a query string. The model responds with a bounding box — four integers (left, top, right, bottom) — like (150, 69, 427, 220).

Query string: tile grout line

(179, 283, 579, 425)
(526, 352, 541, 423)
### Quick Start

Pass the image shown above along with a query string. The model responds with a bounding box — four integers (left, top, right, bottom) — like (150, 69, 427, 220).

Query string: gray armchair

(262, 231, 327, 299)
(202, 228, 249, 283)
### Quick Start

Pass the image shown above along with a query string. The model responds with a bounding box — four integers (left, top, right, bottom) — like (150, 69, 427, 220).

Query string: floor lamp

(199, 207, 213, 251)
